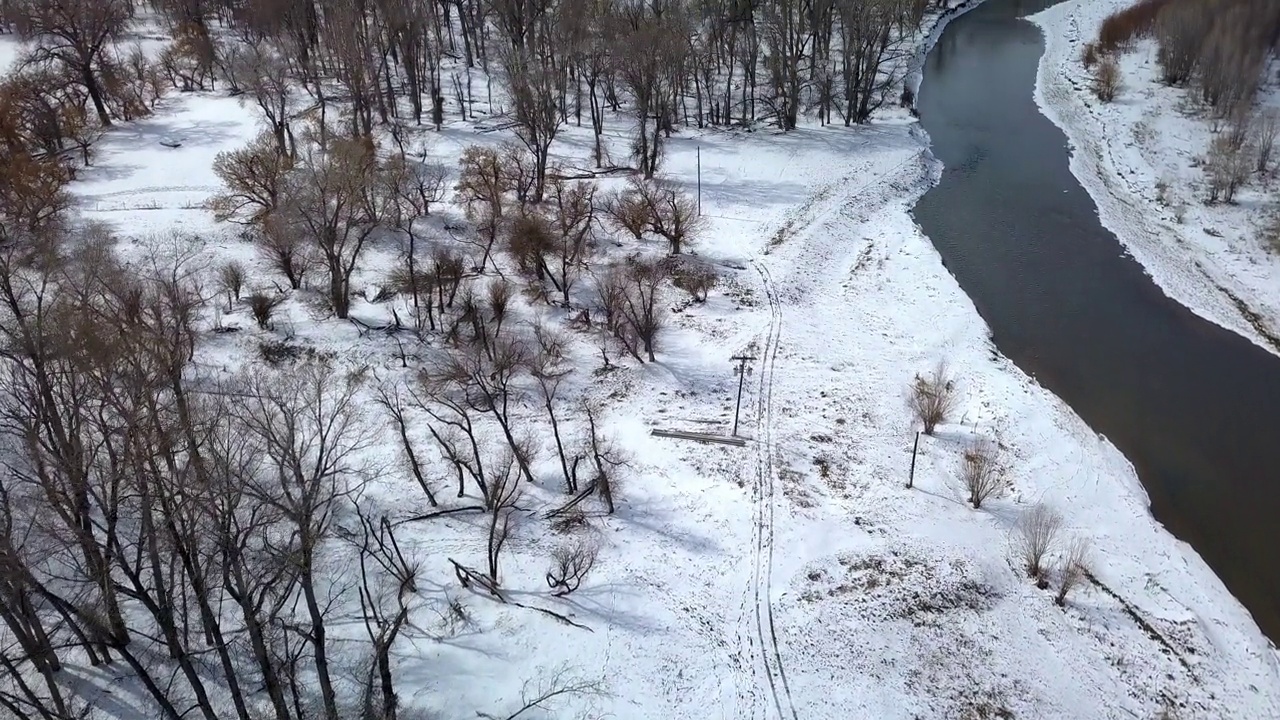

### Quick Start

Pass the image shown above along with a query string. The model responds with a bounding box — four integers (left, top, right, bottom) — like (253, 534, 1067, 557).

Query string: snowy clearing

(1030, 0, 1280, 354)
(3, 2, 1279, 718)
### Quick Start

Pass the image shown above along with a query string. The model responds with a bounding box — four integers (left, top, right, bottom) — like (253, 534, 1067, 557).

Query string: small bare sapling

(961, 438, 1007, 509)
(908, 362, 956, 435)
(1016, 503, 1063, 586)
(1055, 537, 1091, 606)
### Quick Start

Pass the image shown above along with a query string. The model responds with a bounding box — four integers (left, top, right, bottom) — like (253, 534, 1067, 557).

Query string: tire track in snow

(747, 259, 799, 720)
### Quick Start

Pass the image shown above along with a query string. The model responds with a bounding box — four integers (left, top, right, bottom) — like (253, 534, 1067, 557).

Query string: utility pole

(731, 354, 756, 436)
(907, 431, 920, 489)
(696, 144, 702, 217)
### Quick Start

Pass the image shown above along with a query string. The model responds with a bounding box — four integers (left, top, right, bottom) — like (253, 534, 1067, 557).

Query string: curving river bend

(912, 0, 1280, 642)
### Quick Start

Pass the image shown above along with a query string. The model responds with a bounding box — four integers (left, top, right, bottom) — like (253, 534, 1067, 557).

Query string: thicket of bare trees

(1099, 0, 1280, 118)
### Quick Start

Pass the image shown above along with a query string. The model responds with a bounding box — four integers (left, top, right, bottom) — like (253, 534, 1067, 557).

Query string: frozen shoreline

(1028, 0, 1280, 354)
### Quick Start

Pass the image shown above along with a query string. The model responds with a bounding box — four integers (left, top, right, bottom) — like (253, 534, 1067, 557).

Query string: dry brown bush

(1097, 0, 1170, 52)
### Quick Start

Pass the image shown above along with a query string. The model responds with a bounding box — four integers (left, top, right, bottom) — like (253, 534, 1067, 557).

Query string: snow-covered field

(1030, 0, 1280, 353)
(4, 3, 1280, 717)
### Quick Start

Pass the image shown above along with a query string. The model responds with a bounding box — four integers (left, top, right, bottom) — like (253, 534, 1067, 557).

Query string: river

(912, 0, 1280, 641)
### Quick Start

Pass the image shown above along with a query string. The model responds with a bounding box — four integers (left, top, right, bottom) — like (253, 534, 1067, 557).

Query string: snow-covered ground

(4, 4, 1279, 717)
(1030, 0, 1280, 353)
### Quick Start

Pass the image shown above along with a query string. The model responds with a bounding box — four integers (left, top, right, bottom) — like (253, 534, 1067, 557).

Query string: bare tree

(617, 12, 687, 177)
(612, 259, 668, 362)
(210, 132, 294, 224)
(503, 49, 566, 202)
(544, 177, 599, 305)
(837, 0, 914, 125)
(233, 361, 375, 720)
(582, 401, 625, 514)
(456, 146, 513, 271)
(350, 505, 420, 720)
(225, 40, 296, 157)
(281, 131, 382, 318)
(633, 177, 702, 255)
(1015, 504, 1063, 587)
(4, 0, 130, 126)
(380, 149, 447, 325)
(908, 362, 956, 435)
(374, 376, 437, 506)
(546, 539, 599, 596)
(486, 453, 522, 586)
(602, 188, 649, 241)
(1054, 537, 1091, 606)
(961, 438, 1006, 509)
(528, 322, 578, 493)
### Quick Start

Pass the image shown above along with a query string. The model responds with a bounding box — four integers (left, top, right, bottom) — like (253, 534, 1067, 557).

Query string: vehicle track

(747, 260, 799, 720)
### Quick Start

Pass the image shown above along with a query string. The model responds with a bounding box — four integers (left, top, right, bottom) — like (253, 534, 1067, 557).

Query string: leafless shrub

(670, 258, 718, 302)
(1092, 55, 1122, 103)
(258, 214, 311, 289)
(1015, 504, 1064, 586)
(908, 362, 956, 435)
(1253, 109, 1279, 174)
(1224, 109, 1252, 152)
(961, 438, 1007, 509)
(217, 260, 247, 309)
(1081, 42, 1100, 69)
(1055, 537, 1091, 606)
(602, 189, 650, 240)
(1205, 135, 1251, 204)
(545, 539, 599, 596)
(248, 290, 285, 329)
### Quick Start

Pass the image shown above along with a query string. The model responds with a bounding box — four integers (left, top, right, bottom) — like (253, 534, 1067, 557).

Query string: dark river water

(912, 0, 1280, 642)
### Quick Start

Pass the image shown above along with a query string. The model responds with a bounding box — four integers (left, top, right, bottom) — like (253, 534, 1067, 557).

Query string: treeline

(0, 0, 949, 186)
(1091, 0, 1280, 116)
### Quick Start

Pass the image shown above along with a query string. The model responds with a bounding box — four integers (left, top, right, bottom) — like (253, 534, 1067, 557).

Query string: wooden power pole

(731, 354, 756, 436)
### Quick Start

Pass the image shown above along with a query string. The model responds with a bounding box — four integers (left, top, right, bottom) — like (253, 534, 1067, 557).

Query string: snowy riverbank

(1029, 0, 1280, 353)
